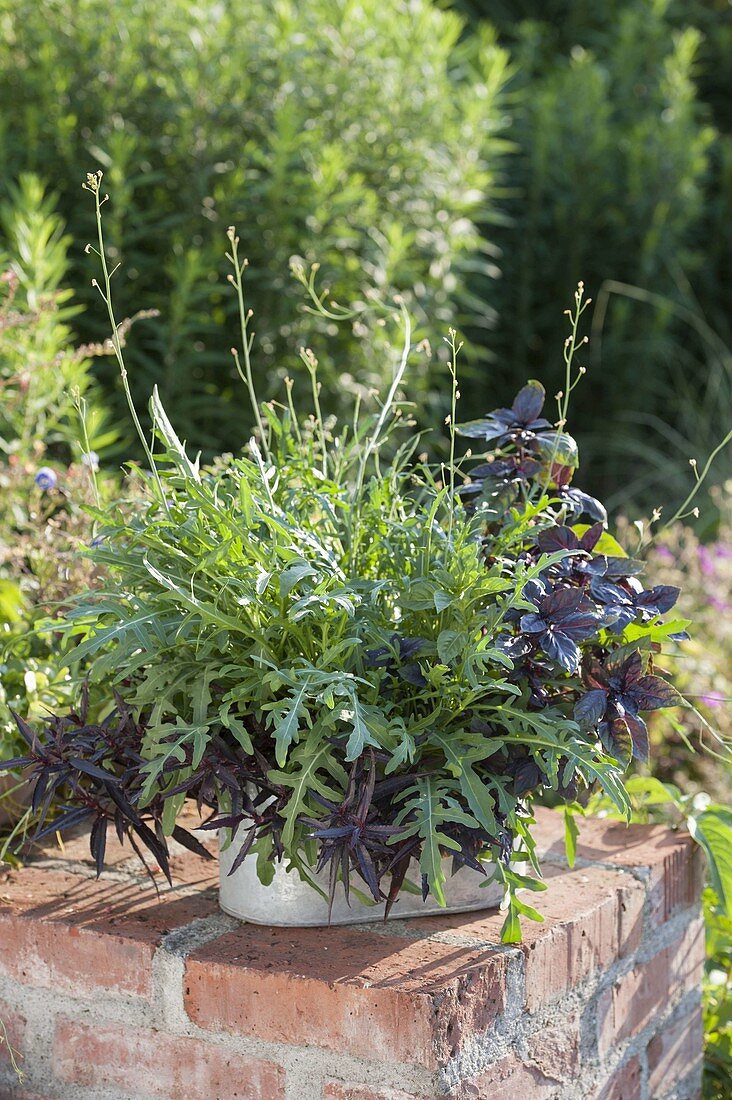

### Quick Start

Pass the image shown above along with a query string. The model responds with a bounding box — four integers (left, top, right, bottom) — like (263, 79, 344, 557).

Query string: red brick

(407, 864, 643, 1010)
(647, 1010, 703, 1097)
(0, 1091, 54, 1100)
(0, 866, 218, 998)
(592, 1055, 642, 1099)
(450, 1051, 562, 1099)
(533, 807, 704, 926)
(0, 1000, 26, 1067)
(53, 1018, 284, 1099)
(324, 1084, 425, 1100)
(31, 810, 217, 888)
(525, 1011, 581, 1081)
(184, 922, 509, 1069)
(616, 878, 645, 958)
(598, 917, 704, 1053)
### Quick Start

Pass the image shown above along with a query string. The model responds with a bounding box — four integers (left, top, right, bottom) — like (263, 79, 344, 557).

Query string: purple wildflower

(34, 467, 58, 491)
(698, 545, 715, 577)
(81, 451, 100, 471)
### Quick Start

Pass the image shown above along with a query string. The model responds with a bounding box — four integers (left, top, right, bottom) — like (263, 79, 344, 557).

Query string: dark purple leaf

(10, 710, 40, 751)
(636, 585, 680, 615)
(632, 676, 684, 711)
(562, 489, 608, 524)
(132, 821, 172, 884)
(90, 816, 108, 877)
(617, 651, 644, 687)
(198, 813, 244, 831)
(513, 759, 546, 796)
(226, 827, 257, 876)
(599, 718, 633, 765)
(574, 689, 608, 730)
(560, 611, 601, 641)
(519, 612, 546, 633)
(542, 631, 580, 672)
(68, 757, 120, 783)
(542, 587, 593, 621)
(602, 557, 646, 578)
(537, 526, 580, 553)
(172, 825, 216, 861)
(0, 755, 33, 770)
(398, 663, 428, 688)
(511, 381, 546, 424)
(354, 845, 380, 901)
(578, 524, 604, 552)
(624, 713, 650, 762)
(456, 418, 512, 442)
(35, 805, 94, 841)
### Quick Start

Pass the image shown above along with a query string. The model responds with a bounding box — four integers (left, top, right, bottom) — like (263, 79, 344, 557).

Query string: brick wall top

(0, 807, 704, 1099)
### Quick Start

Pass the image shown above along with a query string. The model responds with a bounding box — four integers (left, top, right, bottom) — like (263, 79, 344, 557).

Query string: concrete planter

(218, 829, 516, 926)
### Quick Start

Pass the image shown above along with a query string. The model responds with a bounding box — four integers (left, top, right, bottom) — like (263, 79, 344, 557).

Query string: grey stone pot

(218, 830, 517, 927)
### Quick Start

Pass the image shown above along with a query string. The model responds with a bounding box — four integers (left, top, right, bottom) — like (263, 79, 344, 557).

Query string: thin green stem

(300, 348, 328, 477)
(539, 283, 590, 496)
(446, 327, 462, 550)
(283, 376, 302, 447)
(347, 302, 412, 571)
(72, 390, 100, 509)
(226, 228, 271, 465)
(84, 173, 168, 513)
(662, 427, 732, 531)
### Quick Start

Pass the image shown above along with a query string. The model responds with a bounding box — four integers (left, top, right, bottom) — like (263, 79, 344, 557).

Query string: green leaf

(0, 580, 24, 624)
(507, 870, 548, 893)
(218, 702, 254, 754)
(268, 740, 347, 850)
(623, 618, 692, 643)
(564, 806, 579, 868)
(344, 693, 381, 761)
(267, 682, 311, 768)
(150, 385, 200, 481)
(512, 894, 545, 922)
(500, 906, 522, 944)
(394, 778, 476, 907)
(431, 732, 498, 835)
(433, 590, 452, 612)
(279, 563, 318, 598)
(416, 781, 451, 907)
(688, 809, 732, 916)
(436, 629, 468, 665)
(385, 726, 416, 774)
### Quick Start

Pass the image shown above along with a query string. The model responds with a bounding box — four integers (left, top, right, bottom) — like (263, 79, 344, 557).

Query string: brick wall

(0, 808, 705, 1099)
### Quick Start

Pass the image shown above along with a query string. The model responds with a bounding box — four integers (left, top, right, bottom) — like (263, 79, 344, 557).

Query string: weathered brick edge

(0, 807, 704, 1100)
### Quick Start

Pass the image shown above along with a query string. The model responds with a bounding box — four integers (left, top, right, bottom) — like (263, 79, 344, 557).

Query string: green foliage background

(0, 0, 509, 451)
(452, 0, 731, 511)
(1, 0, 729, 513)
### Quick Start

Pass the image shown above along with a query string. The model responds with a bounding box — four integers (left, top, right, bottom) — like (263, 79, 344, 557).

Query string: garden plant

(2, 178, 729, 951)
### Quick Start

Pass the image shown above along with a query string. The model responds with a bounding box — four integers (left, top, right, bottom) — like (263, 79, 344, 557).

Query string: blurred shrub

(0, 0, 510, 452)
(633, 486, 732, 801)
(451, 0, 729, 513)
(0, 180, 113, 790)
(0, 459, 100, 760)
(0, 175, 118, 460)
(703, 884, 732, 1098)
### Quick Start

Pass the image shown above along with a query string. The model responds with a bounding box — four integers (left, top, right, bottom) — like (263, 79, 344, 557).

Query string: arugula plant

(1, 178, 717, 942)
